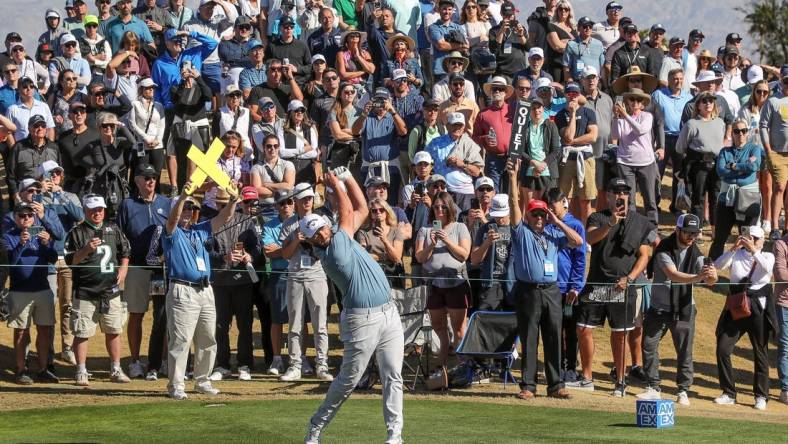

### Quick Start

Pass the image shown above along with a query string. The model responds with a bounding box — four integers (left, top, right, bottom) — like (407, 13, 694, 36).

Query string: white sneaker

(209, 366, 231, 381)
(754, 396, 767, 410)
(238, 366, 252, 381)
(301, 358, 315, 376)
(676, 391, 690, 406)
(75, 371, 90, 387)
(637, 387, 662, 400)
(145, 370, 158, 381)
(565, 378, 595, 391)
(304, 423, 322, 444)
(267, 356, 285, 375)
(714, 393, 736, 405)
(110, 369, 131, 383)
(195, 381, 220, 395)
(762, 220, 772, 235)
(316, 366, 333, 382)
(279, 366, 301, 382)
(169, 389, 188, 400)
(612, 382, 626, 398)
(780, 390, 788, 405)
(61, 347, 76, 365)
(128, 360, 145, 379)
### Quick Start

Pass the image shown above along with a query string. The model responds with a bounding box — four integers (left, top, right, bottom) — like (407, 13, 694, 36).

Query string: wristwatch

(626, 276, 635, 285)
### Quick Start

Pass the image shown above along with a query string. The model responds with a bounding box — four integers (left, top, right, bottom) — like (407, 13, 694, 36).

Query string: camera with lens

(445, 29, 468, 46)
(372, 99, 386, 109)
(414, 182, 425, 196)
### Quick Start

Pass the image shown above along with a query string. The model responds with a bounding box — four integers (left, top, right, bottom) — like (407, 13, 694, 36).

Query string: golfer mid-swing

(302, 171, 404, 444)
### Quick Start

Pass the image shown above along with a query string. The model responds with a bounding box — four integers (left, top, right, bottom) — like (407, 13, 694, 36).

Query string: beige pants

(166, 283, 217, 393)
(48, 259, 74, 349)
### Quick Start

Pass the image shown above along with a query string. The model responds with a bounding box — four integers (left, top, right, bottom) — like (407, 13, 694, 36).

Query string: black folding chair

(391, 284, 433, 391)
(455, 311, 519, 388)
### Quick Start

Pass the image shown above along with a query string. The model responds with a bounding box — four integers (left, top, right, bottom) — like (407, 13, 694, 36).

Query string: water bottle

(488, 127, 497, 147)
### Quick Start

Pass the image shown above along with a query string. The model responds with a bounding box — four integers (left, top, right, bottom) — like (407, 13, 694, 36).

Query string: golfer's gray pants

(166, 283, 217, 392)
(642, 306, 696, 392)
(287, 278, 329, 368)
(616, 161, 661, 226)
(309, 302, 404, 442)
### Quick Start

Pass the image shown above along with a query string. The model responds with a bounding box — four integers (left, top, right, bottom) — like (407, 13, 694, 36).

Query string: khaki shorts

(124, 268, 153, 314)
(7, 290, 56, 329)
(767, 150, 788, 186)
(70, 297, 128, 338)
(559, 156, 598, 200)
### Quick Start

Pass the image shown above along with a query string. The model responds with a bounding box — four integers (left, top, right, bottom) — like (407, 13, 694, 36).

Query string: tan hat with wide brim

(482, 76, 514, 100)
(622, 88, 651, 107)
(441, 50, 470, 73)
(340, 30, 367, 48)
(385, 33, 416, 54)
(612, 65, 658, 95)
(698, 49, 715, 62)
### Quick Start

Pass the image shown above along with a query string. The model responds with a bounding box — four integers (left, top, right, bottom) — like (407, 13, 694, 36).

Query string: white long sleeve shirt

(715, 247, 775, 308)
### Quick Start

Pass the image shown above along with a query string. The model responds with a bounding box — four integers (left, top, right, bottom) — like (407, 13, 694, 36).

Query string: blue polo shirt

(651, 87, 692, 136)
(238, 66, 268, 91)
(428, 21, 466, 76)
(117, 194, 171, 266)
(362, 113, 398, 162)
(262, 215, 288, 271)
(555, 213, 586, 294)
(3, 228, 58, 292)
(162, 220, 212, 282)
(563, 37, 605, 80)
(316, 228, 390, 309)
(100, 16, 154, 53)
(511, 222, 568, 284)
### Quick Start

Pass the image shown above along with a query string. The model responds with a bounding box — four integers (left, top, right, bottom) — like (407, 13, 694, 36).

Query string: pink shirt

(613, 111, 654, 167)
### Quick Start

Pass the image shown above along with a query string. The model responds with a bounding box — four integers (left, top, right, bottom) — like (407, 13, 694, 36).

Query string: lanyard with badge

(534, 229, 555, 278)
(186, 229, 208, 272)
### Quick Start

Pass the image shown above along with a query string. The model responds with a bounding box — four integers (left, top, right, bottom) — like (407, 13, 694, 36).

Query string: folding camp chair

(455, 311, 519, 388)
(391, 284, 434, 391)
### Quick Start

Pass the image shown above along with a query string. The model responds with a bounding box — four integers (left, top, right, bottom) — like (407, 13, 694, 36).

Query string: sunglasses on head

(732, 128, 749, 135)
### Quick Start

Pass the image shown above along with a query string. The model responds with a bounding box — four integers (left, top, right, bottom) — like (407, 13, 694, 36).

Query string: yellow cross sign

(184, 138, 238, 197)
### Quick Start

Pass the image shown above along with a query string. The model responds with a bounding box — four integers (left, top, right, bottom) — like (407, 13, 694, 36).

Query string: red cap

(526, 199, 548, 213)
(241, 186, 258, 201)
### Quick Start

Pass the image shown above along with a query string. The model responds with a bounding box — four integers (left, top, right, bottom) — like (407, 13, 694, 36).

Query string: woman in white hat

(612, 87, 659, 226)
(384, 34, 422, 89)
(127, 77, 166, 174)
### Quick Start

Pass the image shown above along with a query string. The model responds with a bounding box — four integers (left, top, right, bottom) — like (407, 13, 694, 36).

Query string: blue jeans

(484, 155, 508, 193)
(200, 63, 222, 94)
(778, 305, 788, 391)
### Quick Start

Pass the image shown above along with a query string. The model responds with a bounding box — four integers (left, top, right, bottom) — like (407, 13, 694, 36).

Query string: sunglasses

(278, 199, 295, 205)
(21, 84, 36, 90)
(425, 106, 439, 111)
(490, 87, 506, 93)
(12, 47, 24, 52)
(86, 23, 98, 28)
(261, 103, 276, 110)
(101, 123, 116, 129)
(558, 6, 570, 11)
(530, 211, 547, 219)
(93, 91, 106, 97)
(269, 67, 282, 72)
(264, 143, 279, 148)
(451, 82, 465, 87)
(64, 77, 77, 82)
(238, 25, 252, 31)
(699, 98, 715, 104)
(143, 176, 157, 182)
(431, 184, 447, 190)
(370, 208, 386, 214)
(16, 212, 34, 219)
(283, 24, 295, 29)
(292, 108, 306, 114)
(342, 89, 356, 95)
(4, 68, 17, 74)
(183, 204, 198, 211)
(466, 5, 477, 9)
(64, 42, 77, 48)
(732, 128, 749, 135)
(580, 24, 593, 29)
(449, 60, 464, 66)
(324, 75, 338, 81)
(477, 186, 494, 193)
(71, 108, 86, 114)
(754, 90, 770, 96)
(31, 122, 47, 129)
(517, 85, 531, 92)
(627, 97, 644, 103)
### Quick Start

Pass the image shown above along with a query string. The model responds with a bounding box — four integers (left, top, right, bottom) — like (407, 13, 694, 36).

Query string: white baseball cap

(534, 77, 552, 90)
(489, 194, 510, 217)
(582, 65, 599, 78)
(293, 182, 315, 200)
(447, 112, 465, 125)
(311, 54, 326, 64)
(60, 33, 77, 47)
(18, 178, 43, 192)
(528, 47, 544, 59)
(474, 176, 494, 191)
(83, 194, 107, 209)
(747, 65, 764, 84)
(138, 77, 158, 88)
(392, 68, 408, 81)
(37, 160, 63, 178)
(412, 151, 433, 165)
(287, 99, 306, 112)
(748, 226, 765, 239)
(299, 213, 329, 238)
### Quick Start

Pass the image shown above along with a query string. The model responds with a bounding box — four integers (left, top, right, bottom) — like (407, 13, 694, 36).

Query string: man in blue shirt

(563, 16, 605, 83)
(652, 68, 692, 212)
(152, 28, 218, 111)
(307, 8, 342, 69)
(162, 182, 237, 400)
(428, 0, 469, 78)
(99, 0, 155, 53)
(302, 171, 404, 444)
(507, 161, 582, 401)
(117, 163, 171, 380)
(3, 203, 59, 385)
(545, 188, 586, 384)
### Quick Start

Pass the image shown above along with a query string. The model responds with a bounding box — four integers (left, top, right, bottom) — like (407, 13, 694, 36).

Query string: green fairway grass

(0, 398, 785, 443)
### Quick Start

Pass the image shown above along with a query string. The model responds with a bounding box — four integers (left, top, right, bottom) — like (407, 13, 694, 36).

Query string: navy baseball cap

(565, 82, 582, 94)
(676, 213, 701, 233)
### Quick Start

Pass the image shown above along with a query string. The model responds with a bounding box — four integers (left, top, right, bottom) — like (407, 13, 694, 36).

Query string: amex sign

(636, 400, 675, 428)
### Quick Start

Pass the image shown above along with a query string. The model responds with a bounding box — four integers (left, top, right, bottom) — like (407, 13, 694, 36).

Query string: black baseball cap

(28, 114, 46, 127)
(607, 178, 631, 192)
(606, 1, 623, 11)
(449, 72, 465, 83)
(500, 1, 515, 16)
(577, 16, 594, 27)
(279, 16, 295, 27)
(424, 98, 440, 108)
(689, 29, 704, 40)
(726, 32, 742, 43)
(669, 37, 686, 47)
(650, 24, 666, 33)
(622, 23, 638, 33)
(134, 163, 157, 178)
(5, 32, 21, 42)
(676, 213, 701, 233)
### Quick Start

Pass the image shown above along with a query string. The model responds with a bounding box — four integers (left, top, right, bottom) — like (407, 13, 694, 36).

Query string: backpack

(78, 166, 130, 218)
